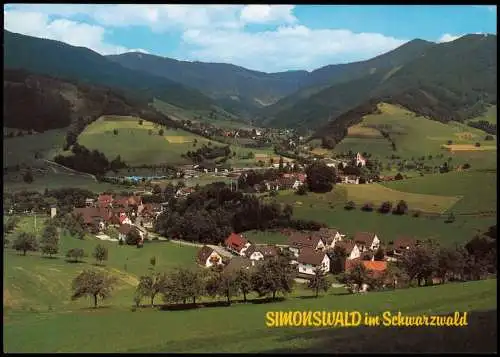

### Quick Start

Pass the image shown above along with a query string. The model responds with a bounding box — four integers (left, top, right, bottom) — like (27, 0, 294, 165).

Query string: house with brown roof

(225, 233, 252, 256)
(118, 224, 142, 243)
(288, 233, 326, 257)
(72, 207, 113, 233)
(297, 248, 331, 277)
(353, 232, 381, 252)
(223, 256, 261, 274)
(314, 228, 345, 250)
(335, 240, 362, 260)
(245, 244, 279, 261)
(196, 246, 224, 268)
(97, 194, 113, 208)
(386, 236, 418, 260)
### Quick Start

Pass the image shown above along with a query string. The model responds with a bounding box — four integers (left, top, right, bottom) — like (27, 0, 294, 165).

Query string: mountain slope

(270, 34, 497, 130)
(4, 30, 215, 111)
(261, 39, 435, 121)
(107, 52, 308, 112)
(3, 68, 178, 134)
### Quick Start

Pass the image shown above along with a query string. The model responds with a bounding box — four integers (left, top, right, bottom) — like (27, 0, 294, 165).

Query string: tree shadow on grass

(65, 259, 86, 264)
(157, 297, 288, 311)
(297, 295, 319, 300)
(41, 256, 59, 259)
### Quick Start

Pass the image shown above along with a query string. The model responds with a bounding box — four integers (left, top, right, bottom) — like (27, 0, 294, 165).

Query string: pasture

(340, 183, 461, 214)
(3, 274, 496, 352)
(333, 103, 497, 171)
(381, 171, 497, 214)
(269, 183, 495, 246)
(77, 116, 271, 167)
(467, 105, 497, 125)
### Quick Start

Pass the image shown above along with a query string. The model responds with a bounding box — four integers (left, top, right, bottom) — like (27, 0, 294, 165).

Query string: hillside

(267, 34, 496, 130)
(262, 39, 434, 122)
(108, 52, 308, 115)
(4, 30, 215, 111)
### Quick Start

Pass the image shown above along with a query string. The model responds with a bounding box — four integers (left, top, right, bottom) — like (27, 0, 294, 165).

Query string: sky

(3, 4, 497, 73)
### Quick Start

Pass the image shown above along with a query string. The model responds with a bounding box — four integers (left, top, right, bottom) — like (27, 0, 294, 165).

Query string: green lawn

(244, 230, 289, 245)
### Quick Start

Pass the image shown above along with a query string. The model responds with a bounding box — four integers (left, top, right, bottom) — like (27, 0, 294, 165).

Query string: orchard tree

(136, 272, 168, 307)
(251, 257, 294, 300)
(234, 268, 253, 303)
(92, 244, 108, 265)
(71, 270, 118, 308)
(66, 248, 85, 263)
(307, 267, 330, 297)
(13, 232, 38, 256)
(40, 224, 59, 257)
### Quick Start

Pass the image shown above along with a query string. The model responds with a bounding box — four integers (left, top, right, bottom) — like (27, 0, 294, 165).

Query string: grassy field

(244, 230, 290, 245)
(268, 183, 495, 246)
(3, 129, 67, 168)
(3, 215, 497, 352)
(3, 276, 496, 352)
(77, 116, 272, 167)
(332, 103, 497, 172)
(382, 171, 497, 214)
(340, 183, 461, 214)
(467, 105, 497, 125)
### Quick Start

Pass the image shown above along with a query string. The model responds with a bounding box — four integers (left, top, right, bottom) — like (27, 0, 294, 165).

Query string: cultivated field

(441, 144, 496, 152)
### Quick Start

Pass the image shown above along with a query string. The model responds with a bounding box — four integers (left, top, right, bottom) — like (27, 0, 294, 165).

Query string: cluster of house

(72, 193, 164, 243)
(321, 152, 368, 185)
(195, 228, 419, 287)
(253, 173, 307, 192)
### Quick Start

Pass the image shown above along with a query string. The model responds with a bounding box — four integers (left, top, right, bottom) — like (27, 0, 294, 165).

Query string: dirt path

(42, 159, 97, 182)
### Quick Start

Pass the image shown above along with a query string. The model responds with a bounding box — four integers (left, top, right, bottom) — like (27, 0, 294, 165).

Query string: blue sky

(3, 4, 497, 72)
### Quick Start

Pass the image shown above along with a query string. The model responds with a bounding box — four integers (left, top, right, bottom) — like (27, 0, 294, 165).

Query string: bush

(159, 129, 164, 136)
(344, 201, 356, 210)
(447, 140, 453, 145)
(361, 202, 374, 212)
(295, 185, 307, 196)
(475, 142, 481, 147)
(113, 129, 118, 135)
(378, 201, 393, 214)
(395, 173, 403, 180)
(393, 200, 409, 215)
(485, 135, 494, 141)
(463, 163, 471, 170)
(412, 210, 422, 218)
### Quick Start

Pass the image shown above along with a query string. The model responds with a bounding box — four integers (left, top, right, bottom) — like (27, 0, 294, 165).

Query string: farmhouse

(176, 187, 195, 198)
(288, 233, 326, 257)
(353, 232, 381, 252)
(345, 260, 388, 292)
(245, 245, 279, 261)
(85, 198, 95, 207)
(338, 174, 360, 184)
(386, 236, 418, 258)
(196, 246, 224, 268)
(224, 256, 261, 274)
(335, 240, 362, 260)
(297, 248, 331, 277)
(72, 207, 113, 233)
(118, 224, 143, 243)
(225, 233, 252, 256)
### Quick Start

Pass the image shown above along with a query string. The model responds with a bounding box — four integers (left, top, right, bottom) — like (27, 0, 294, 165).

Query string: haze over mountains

(4, 29, 497, 134)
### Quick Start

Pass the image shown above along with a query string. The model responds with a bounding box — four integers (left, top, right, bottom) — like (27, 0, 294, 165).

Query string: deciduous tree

(13, 232, 38, 256)
(71, 270, 117, 308)
(307, 267, 330, 297)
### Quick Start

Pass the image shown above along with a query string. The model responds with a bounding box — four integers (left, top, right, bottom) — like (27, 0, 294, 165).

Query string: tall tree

(66, 248, 85, 263)
(252, 257, 295, 300)
(12, 232, 38, 256)
(71, 270, 117, 308)
(338, 262, 370, 293)
(398, 242, 438, 286)
(307, 267, 330, 297)
(40, 224, 59, 257)
(305, 162, 336, 193)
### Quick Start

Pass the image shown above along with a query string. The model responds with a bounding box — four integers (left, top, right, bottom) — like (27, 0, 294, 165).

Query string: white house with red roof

(225, 233, 252, 256)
